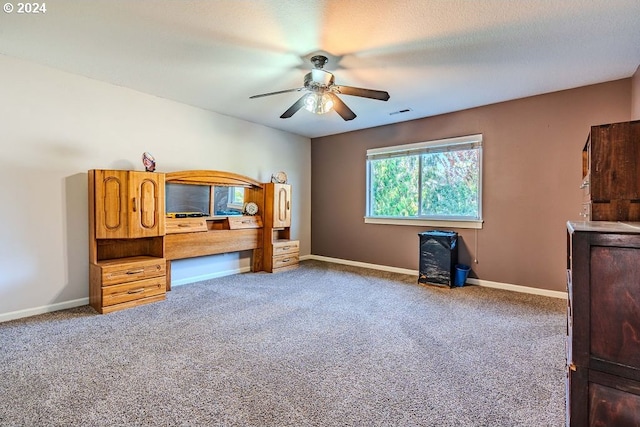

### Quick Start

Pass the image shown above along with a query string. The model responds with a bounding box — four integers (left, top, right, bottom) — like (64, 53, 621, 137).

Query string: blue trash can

(454, 264, 471, 287)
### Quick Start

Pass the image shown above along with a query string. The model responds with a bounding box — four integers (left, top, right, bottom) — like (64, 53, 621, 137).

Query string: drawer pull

(126, 269, 144, 275)
(178, 224, 190, 227)
(282, 246, 290, 250)
(282, 258, 291, 262)
(127, 288, 145, 294)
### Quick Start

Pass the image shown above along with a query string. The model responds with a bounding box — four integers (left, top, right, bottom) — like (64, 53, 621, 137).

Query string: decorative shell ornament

(271, 171, 288, 184)
(142, 152, 156, 172)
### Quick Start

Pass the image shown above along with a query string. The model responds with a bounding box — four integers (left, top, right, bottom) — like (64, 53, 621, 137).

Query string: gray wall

(311, 79, 631, 292)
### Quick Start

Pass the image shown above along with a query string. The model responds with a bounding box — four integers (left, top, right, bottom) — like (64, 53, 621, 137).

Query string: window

(366, 134, 483, 229)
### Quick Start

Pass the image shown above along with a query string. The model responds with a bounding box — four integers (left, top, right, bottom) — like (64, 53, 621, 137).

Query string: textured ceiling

(1, 0, 639, 138)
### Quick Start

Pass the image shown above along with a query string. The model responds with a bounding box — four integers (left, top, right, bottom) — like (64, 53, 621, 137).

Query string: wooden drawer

(166, 217, 208, 234)
(102, 276, 166, 307)
(227, 215, 263, 229)
(588, 373, 640, 427)
(567, 368, 640, 427)
(272, 253, 299, 271)
(273, 240, 299, 256)
(100, 257, 166, 286)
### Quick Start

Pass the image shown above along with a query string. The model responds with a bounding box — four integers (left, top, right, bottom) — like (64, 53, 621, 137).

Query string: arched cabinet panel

(274, 184, 291, 228)
(95, 170, 128, 239)
(103, 177, 123, 231)
(132, 174, 164, 236)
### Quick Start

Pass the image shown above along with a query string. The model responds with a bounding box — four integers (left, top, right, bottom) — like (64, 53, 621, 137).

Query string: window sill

(364, 217, 483, 229)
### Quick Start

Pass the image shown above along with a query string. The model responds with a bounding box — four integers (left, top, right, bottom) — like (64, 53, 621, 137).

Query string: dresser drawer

(272, 253, 299, 270)
(100, 257, 166, 286)
(166, 217, 208, 234)
(273, 240, 299, 256)
(102, 276, 166, 307)
(227, 215, 263, 229)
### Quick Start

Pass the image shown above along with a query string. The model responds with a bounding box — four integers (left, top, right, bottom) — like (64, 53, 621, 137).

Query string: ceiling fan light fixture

(310, 69, 334, 85)
(304, 92, 334, 115)
(250, 54, 389, 121)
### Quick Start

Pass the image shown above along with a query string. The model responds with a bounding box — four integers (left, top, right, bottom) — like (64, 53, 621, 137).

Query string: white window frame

(365, 134, 484, 229)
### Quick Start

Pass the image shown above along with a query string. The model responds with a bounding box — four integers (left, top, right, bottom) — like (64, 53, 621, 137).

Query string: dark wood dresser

(566, 221, 640, 426)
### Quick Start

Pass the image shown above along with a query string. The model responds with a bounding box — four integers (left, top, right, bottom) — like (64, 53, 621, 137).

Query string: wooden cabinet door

(94, 170, 165, 239)
(589, 381, 640, 426)
(94, 170, 130, 239)
(270, 183, 291, 228)
(128, 171, 165, 238)
(590, 245, 640, 370)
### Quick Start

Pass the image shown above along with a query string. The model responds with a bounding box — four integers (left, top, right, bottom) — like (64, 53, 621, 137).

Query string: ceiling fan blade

(249, 88, 305, 99)
(332, 85, 390, 101)
(280, 94, 308, 119)
(327, 93, 356, 121)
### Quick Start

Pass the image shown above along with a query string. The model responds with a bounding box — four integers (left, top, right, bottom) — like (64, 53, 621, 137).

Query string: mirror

(166, 184, 245, 217)
(166, 183, 211, 216)
(213, 186, 244, 216)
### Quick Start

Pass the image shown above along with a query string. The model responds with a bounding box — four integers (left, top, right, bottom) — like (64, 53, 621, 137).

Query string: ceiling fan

(249, 55, 390, 121)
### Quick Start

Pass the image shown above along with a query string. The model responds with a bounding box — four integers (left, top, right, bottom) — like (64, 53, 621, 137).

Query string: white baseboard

(1, 256, 565, 323)
(467, 277, 567, 299)
(305, 255, 417, 275)
(305, 255, 567, 299)
(0, 297, 90, 323)
(0, 267, 251, 323)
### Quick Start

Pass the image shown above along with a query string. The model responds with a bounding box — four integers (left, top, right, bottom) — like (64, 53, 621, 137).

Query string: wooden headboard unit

(165, 170, 263, 187)
(164, 170, 265, 289)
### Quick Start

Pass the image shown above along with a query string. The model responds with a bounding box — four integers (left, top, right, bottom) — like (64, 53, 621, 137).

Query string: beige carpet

(0, 260, 566, 426)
